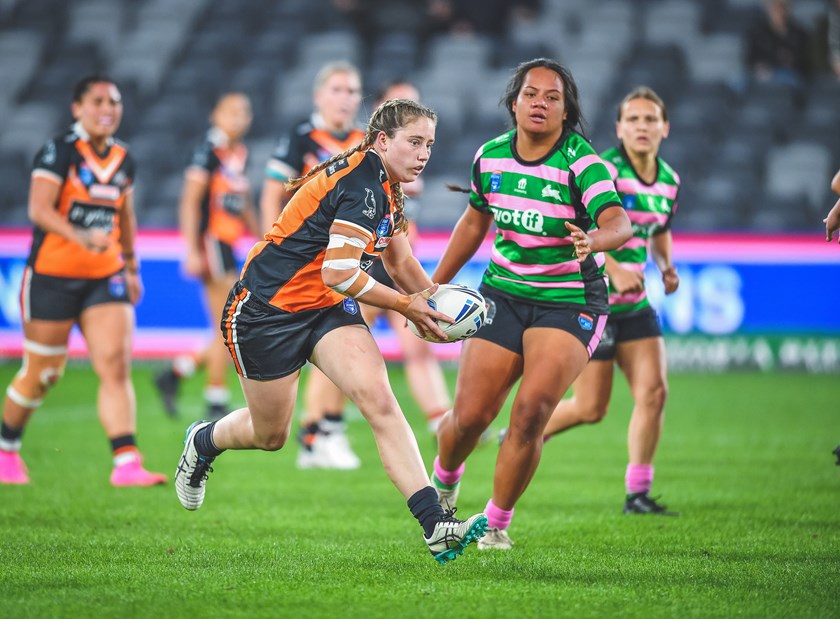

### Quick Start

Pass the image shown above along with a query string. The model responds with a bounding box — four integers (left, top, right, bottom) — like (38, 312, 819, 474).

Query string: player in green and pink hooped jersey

(542, 86, 681, 515)
(429, 58, 632, 550)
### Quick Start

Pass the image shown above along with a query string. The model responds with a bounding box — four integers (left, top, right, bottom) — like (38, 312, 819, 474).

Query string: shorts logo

(578, 313, 594, 331)
(362, 188, 376, 219)
(109, 274, 126, 297)
(484, 298, 496, 325)
(489, 171, 502, 193)
(342, 298, 358, 315)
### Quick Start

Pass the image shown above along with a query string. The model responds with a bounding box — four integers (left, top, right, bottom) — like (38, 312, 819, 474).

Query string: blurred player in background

(430, 58, 632, 550)
(174, 99, 488, 563)
(261, 61, 366, 470)
(539, 86, 682, 515)
(299, 79, 453, 471)
(154, 92, 258, 421)
(825, 168, 840, 464)
(0, 75, 166, 486)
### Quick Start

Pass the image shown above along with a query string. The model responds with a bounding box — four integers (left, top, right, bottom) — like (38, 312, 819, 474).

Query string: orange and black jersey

(265, 116, 366, 182)
(27, 122, 134, 279)
(242, 149, 401, 313)
(187, 128, 250, 246)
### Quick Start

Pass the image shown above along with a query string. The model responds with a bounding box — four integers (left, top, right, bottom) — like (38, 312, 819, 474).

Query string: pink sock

(484, 499, 514, 530)
(625, 464, 654, 495)
(433, 456, 464, 486)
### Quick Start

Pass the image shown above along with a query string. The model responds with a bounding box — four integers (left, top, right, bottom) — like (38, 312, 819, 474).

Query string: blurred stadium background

(0, 0, 837, 231)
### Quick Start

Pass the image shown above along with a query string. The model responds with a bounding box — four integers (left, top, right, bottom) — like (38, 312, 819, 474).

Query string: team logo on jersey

(489, 171, 502, 192)
(578, 313, 594, 331)
(109, 274, 126, 298)
(541, 185, 561, 201)
(78, 164, 94, 187)
(362, 188, 376, 219)
(622, 194, 637, 210)
(342, 298, 358, 315)
(326, 158, 349, 176)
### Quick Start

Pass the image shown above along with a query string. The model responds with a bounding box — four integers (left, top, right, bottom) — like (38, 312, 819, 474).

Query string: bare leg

(437, 338, 521, 472)
(313, 325, 428, 498)
(615, 337, 668, 465)
(386, 310, 450, 421)
(492, 328, 589, 509)
(542, 360, 615, 438)
(79, 303, 136, 437)
(211, 371, 301, 451)
(302, 366, 346, 425)
(2, 318, 73, 429)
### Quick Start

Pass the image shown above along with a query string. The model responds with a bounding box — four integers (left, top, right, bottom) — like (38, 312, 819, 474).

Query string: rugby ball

(408, 284, 487, 343)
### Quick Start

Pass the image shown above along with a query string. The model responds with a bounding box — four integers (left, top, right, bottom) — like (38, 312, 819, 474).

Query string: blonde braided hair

(286, 98, 437, 234)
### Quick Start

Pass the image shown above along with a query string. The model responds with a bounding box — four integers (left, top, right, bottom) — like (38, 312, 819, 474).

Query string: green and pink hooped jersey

(469, 130, 621, 311)
(600, 146, 680, 314)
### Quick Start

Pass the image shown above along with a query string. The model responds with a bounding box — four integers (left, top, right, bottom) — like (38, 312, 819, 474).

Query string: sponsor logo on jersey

(68, 201, 116, 231)
(342, 298, 358, 314)
(578, 313, 594, 331)
(622, 194, 637, 210)
(89, 183, 120, 201)
(42, 141, 56, 166)
(515, 178, 528, 194)
(360, 258, 374, 271)
(567, 146, 577, 158)
(488, 207, 545, 233)
(489, 171, 502, 192)
(541, 185, 561, 201)
(362, 188, 376, 219)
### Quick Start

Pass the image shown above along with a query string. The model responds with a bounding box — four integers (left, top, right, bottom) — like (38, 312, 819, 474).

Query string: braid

(390, 182, 408, 233)
(285, 134, 374, 192)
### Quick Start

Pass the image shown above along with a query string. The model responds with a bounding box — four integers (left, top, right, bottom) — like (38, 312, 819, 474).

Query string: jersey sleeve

(265, 129, 304, 182)
(122, 151, 136, 194)
(468, 146, 490, 214)
(331, 168, 387, 242)
(186, 140, 218, 179)
(31, 138, 71, 184)
(569, 140, 621, 224)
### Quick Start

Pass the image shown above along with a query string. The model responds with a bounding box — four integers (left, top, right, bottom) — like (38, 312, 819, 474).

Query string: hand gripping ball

(408, 284, 488, 342)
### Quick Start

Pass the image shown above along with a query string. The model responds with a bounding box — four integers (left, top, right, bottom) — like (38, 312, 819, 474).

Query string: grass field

(0, 361, 838, 618)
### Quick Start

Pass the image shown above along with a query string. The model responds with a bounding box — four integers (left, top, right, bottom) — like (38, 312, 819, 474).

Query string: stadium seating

(0, 0, 835, 233)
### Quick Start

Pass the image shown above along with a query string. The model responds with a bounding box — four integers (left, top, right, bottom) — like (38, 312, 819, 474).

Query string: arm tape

(330, 268, 362, 294)
(327, 234, 367, 250)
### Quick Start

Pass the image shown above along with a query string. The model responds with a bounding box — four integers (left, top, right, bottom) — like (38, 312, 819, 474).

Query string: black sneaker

(624, 492, 679, 516)
(833, 445, 840, 465)
(154, 368, 180, 417)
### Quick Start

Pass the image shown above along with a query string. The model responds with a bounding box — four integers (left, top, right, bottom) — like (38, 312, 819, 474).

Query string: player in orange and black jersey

(302, 80, 454, 467)
(0, 75, 166, 487)
(174, 99, 488, 563)
(260, 60, 366, 469)
(154, 93, 258, 421)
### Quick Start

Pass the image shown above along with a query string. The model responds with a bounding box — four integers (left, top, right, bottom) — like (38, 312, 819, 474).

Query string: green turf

(0, 362, 837, 618)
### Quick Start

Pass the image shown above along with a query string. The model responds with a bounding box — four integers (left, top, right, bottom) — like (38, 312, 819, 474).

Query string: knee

(254, 428, 289, 452)
(509, 395, 557, 443)
(95, 351, 131, 382)
(639, 380, 668, 413)
(7, 349, 67, 408)
(578, 400, 609, 425)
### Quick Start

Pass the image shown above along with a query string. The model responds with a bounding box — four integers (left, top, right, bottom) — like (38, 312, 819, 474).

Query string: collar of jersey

(71, 121, 114, 147)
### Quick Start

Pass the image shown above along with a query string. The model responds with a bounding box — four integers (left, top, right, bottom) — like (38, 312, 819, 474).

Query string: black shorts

(474, 285, 608, 358)
(203, 236, 238, 278)
(22, 268, 130, 322)
(591, 306, 663, 361)
(220, 282, 368, 380)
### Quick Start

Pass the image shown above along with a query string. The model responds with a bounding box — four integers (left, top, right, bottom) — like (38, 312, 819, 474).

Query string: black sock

(194, 422, 224, 458)
(1, 421, 24, 442)
(408, 486, 446, 538)
(110, 434, 136, 453)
